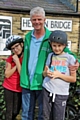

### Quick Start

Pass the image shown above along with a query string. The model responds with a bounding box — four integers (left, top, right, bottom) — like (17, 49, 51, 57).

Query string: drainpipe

(78, 18, 80, 53)
(77, 0, 80, 53)
(76, 0, 78, 12)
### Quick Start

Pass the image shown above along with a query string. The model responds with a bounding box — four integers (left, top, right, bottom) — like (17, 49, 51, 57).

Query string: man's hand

(0, 57, 7, 61)
(69, 60, 79, 73)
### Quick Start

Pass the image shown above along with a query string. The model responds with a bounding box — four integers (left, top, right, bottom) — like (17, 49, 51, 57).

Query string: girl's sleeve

(6, 55, 12, 63)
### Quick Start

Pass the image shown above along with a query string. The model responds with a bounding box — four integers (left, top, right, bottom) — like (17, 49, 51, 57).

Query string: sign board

(0, 16, 12, 55)
(21, 18, 72, 31)
(67, 41, 71, 50)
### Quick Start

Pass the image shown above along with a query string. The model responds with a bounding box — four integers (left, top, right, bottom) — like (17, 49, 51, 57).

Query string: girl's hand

(12, 54, 19, 64)
(12, 54, 21, 74)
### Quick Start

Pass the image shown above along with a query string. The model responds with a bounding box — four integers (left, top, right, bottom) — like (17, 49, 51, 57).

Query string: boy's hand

(51, 68, 61, 80)
(43, 66, 53, 78)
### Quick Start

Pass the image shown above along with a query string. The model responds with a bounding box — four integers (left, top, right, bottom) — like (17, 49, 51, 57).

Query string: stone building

(0, 0, 80, 55)
(0, 1, 80, 119)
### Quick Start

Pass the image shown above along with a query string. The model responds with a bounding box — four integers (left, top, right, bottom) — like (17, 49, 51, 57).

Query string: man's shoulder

(45, 27, 51, 34)
(25, 31, 32, 37)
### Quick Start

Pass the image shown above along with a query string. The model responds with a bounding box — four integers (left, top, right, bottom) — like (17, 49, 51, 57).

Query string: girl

(2, 35, 24, 120)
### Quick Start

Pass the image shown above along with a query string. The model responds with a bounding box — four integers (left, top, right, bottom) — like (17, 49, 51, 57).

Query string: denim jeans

(22, 88, 43, 120)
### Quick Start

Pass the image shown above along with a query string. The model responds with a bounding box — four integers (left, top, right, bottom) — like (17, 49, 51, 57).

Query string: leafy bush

(0, 52, 80, 119)
(0, 60, 6, 120)
(68, 52, 80, 109)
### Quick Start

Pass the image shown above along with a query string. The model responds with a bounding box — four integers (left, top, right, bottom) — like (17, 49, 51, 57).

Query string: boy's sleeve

(46, 53, 51, 66)
(64, 47, 80, 63)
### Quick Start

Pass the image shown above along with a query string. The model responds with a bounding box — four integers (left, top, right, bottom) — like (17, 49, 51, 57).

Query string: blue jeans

(22, 88, 43, 120)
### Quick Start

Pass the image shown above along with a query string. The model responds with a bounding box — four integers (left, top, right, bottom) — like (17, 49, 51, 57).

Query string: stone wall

(47, 15, 80, 52)
(0, 10, 80, 52)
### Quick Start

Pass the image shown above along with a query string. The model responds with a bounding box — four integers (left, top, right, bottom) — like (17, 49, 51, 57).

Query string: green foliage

(68, 52, 80, 110)
(0, 60, 6, 120)
(0, 52, 80, 119)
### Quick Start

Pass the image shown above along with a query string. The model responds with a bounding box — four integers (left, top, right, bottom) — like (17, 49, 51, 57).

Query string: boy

(43, 30, 76, 120)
